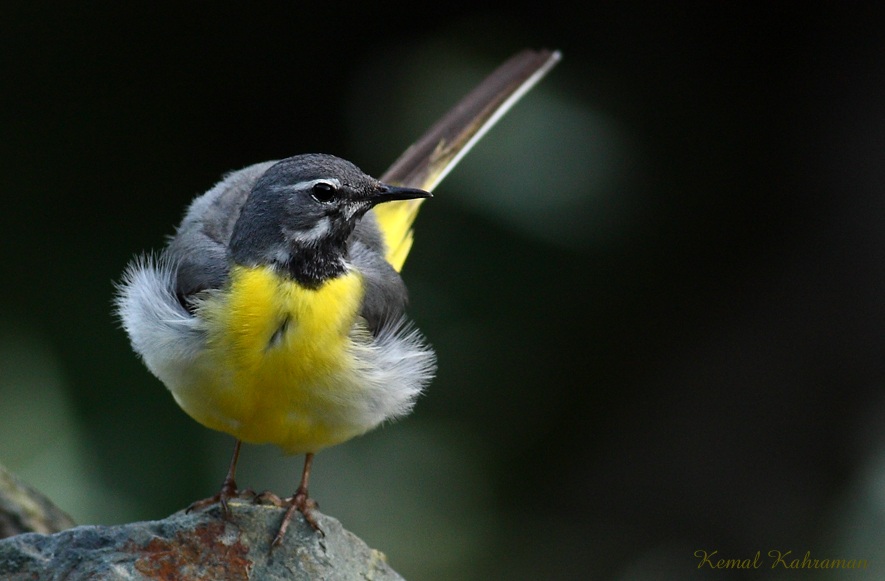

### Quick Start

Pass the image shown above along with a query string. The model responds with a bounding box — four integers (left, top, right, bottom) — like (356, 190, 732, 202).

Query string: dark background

(2, 3, 884, 580)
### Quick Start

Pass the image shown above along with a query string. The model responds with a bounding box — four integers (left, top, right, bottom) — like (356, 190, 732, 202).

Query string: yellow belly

(171, 264, 369, 454)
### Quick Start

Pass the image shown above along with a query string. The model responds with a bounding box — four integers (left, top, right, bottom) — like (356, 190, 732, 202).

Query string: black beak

(370, 183, 432, 206)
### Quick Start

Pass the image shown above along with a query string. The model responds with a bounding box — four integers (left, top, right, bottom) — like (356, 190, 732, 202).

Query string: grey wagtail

(116, 48, 560, 545)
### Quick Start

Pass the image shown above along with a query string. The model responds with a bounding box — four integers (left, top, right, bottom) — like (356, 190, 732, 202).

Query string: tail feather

(373, 48, 561, 272)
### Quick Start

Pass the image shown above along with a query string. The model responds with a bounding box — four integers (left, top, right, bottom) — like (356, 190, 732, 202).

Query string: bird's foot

(252, 490, 286, 507)
(186, 476, 243, 515)
(271, 487, 322, 547)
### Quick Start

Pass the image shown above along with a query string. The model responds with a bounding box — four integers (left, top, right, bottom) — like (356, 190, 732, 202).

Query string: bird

(115, 48, 560, 546)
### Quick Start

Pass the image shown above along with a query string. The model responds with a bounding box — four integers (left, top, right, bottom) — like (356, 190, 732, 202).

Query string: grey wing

(350, 212, 410, 334)
(115, 162, 277, 376)
(164, 161, 277, 301)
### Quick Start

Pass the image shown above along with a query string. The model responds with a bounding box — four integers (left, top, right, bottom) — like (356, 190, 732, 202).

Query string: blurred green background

(2, 3, 884, 580)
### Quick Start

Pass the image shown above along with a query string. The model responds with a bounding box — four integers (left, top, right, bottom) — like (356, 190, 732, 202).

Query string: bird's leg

(187, 439, 242, 515)
(272, 452, 321, 546)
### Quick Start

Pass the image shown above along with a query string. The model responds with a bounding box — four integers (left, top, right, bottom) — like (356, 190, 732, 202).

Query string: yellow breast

(172, 264, 368, 454)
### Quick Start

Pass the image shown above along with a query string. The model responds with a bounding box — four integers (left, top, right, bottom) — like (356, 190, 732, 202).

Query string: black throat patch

(280, 235, 351, 289)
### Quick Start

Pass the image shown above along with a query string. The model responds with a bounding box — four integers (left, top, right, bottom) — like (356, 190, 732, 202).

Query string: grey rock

(0, 500, 404, 580)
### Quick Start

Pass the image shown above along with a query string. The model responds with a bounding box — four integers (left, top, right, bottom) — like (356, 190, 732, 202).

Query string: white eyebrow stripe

(290, 178, 341, 191)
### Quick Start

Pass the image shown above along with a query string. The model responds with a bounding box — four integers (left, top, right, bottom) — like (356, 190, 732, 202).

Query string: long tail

(373, 48, 561, 272)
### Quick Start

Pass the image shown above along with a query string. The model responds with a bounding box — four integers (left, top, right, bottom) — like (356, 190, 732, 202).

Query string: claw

(272, 488, 321, 546)
(186, 473, 239, 514)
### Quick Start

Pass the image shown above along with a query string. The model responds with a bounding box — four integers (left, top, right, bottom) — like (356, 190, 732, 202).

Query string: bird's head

(229, 154, 429, 285)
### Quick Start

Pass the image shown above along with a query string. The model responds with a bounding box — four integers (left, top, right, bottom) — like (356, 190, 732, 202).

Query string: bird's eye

(310, 182, 337, 203)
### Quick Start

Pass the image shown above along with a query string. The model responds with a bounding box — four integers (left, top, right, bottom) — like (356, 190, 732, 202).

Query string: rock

(0, 464, 76, 538)
(0, 500, 404, 580)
